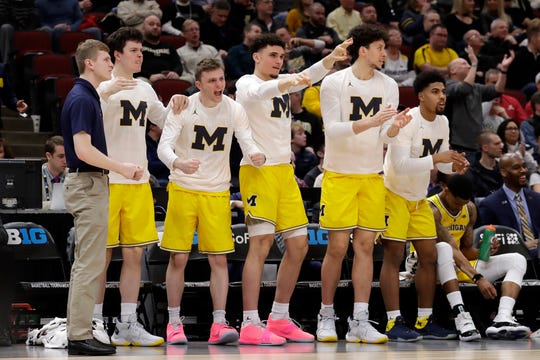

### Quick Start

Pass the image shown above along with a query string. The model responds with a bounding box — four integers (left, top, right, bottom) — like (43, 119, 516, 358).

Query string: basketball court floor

(2, 339, 540, 359)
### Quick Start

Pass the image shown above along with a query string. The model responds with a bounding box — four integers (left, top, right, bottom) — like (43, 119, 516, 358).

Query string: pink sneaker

(208, 323, 239, 345)
(239, 322, 286, 346)
(267, 316, 315, 343)
(166, 323, 187, 345)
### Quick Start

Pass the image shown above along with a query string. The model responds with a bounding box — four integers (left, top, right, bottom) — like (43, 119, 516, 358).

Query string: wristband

(471, 63, 478, 67)
(472, 273, 484, 283)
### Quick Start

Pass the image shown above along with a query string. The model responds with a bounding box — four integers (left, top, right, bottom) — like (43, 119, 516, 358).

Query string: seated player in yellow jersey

(427, 172, 529, 340)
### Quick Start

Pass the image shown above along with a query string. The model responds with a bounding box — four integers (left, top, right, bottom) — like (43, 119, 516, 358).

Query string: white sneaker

(531, 328, 540, 338)
(92, 318, 110, 345)
(111, 318, 164, 346)
(316, 312, 338, 342)
(486, 314, 530, 340)
(345, 311, 388, 344)
(454, 312, 481, 342)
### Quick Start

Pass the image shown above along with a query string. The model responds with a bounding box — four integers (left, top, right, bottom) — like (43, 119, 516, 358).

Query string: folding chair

(58, 31, 94, 55)
(152, 79, 192, 105)
(160, 35, 186, 49)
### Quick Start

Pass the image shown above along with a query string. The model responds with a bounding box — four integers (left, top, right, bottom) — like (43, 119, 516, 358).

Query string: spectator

(296, 3, 340, 67)
(0, 63, 28, 127)
(524, 72, 540, 118)
(303, 142, 324, 187)
(291, 120, 318, 179)
(481, 18, 519, 65)
(400, 0, 431, 38)
(200, 0, 242, 60)
(461, 29, 496, 84)
(225, 23, 262, 81)
(116, 0, 162, 30)
(285, 0, 312, 36)
(505, 0, 534, 31)
(466, 131, 504, 198)
(480, 0, 514, 34)
(444, 0, 482, 51)
(290, 89, 323, 149)
(382, 26, 415, 87)
(161, 0, 206, 36)
(0, 0, 40, 64)
(146, 121, 169, 187)
(0, 138, 14, 159)
(177, 19, 222, 84)
(506, 19, 540, 93)
(250, 0, 277, 33)
(521, 91, 540, 160)
(445, 46, 513, 161)
(478, 152, 540, 257)
(275, 26, 325, 72)
(41, 135, 67, 209)
(484, 68, 527, 124)
(496, 119, 540, 191)
(228, 0, 255, 35)
(359, 3, 378, 27)
(413, 24, 458, 76)
(136, 15, 183, 83)
(35, 0, 102, 51)
(325, 0, 361, 42)
(410, 9, 440, 52)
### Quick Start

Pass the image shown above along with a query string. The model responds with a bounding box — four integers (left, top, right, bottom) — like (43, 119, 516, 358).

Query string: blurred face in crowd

(211, 8, 230, 27)
(360, 5, 377, 24)
(46, 144, 67, 175)
(141, 15, 161, 42)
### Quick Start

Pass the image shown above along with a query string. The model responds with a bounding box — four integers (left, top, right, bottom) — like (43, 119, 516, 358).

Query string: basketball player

(158, 58, 265, 345)
(235, 33, 351, 345)
(316, 24, 412, 344)
(427, 172, 529, 340)
(380, 71, 468, 341)
(93, 27, 187, 347)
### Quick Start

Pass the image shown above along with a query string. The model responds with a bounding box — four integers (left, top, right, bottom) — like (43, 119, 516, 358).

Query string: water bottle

(478, 225, 496, 261)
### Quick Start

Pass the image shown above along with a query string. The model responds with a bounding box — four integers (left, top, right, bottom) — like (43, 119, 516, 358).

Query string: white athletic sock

(320, 303, 334, 316)
(353, 302, 369, 318)
(387, 310, 401, 320)
(446, 291, 464, 309)
(120, 303, 137, 323)
(243, 310, 260, 324)
(213, 310, 226, 324)
(168, 306, 181, 326)
(497, 296, 516, 319)
(270, 301, 289, 320)
(417, 308, 432, 318)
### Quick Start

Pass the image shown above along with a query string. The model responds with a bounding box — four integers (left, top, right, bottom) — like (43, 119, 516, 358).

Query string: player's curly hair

(347, 25, 388, 63)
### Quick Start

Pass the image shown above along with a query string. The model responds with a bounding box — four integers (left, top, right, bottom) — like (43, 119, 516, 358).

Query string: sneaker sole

(316, 335, 338, 342)
(131, 339, 165, 346)
(421, 334, 458, 340)
(345, 334, 388, 344)
(167, 339, 188, 345)
(459, 333, 482, 342)
(111, 339, 131, 346)
(388, 335, 423, 342)
(208, 332, 240, 345)
(486, 329, 530, 340)
(238, 340, 286, 346)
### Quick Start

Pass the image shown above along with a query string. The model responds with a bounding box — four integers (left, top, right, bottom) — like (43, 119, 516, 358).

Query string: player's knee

(169, 252, 188, 269)
(436, 242, 453, 265)
(511, 253, 527, 276)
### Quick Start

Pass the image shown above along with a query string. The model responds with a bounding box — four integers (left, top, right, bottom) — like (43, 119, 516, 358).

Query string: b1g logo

(6, 227, 48, 245)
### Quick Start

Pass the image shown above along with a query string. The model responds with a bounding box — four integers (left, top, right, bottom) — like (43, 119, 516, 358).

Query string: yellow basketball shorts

(107, 183, 158, 247)
(382, 189, 436, 242)
(239, 164, 308, 233)
(319, 171, 386, 232)
(160, 183, 233, 254)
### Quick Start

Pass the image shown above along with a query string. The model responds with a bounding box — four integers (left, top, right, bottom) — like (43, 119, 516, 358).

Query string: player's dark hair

(413, 71, 446, 95)
(347, 24, 388, 63)
(445, 173, 473, 200)
(106, 27, 143, 58)
(250, 32, 285, 54)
